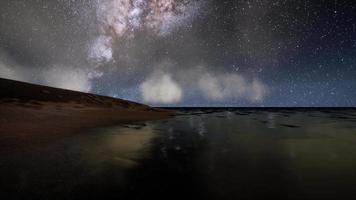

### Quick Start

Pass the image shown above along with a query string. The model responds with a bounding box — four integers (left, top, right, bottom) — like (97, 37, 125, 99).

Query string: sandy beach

(0, 78, 172, 149)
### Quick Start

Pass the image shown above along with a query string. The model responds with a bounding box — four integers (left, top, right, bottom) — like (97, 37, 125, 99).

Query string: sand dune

(0, 78, 172, 148)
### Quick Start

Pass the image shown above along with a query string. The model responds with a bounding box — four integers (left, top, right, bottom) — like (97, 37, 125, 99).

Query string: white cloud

(249, 79, 267, 102)
(42, 66, 92, 92)
(0, 63, 92, 93)
(0, 62, 21, 81)
(140, 72, 182, 104)
(198, 72, 268, 102)
(139, 67, 268, 105)
(198, 73, 225, 100)
(0, 49, 25, 81)
(0, 48, 93, 93)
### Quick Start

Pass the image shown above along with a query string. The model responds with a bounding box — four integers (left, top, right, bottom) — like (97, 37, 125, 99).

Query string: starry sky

(0, 0, 355, 107)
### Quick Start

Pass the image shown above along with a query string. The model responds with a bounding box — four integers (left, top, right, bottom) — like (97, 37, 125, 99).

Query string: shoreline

(0, 103, 173, 149)
(0, 78, 173, 149)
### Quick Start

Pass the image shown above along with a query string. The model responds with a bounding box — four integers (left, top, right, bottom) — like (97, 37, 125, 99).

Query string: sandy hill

(0, 78, 171, 148)
(0, 78, 152, 110)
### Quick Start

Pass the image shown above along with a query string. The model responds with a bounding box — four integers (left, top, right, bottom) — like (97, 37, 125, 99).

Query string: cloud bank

(198, 73, 267, 102)
(0, 61, 21, 81)
(0, 51, 92, 92)
(139, 65, 268, 104)
(42, 66, 92, 92)
(140, 72, 182, 104)
(0, 50, 26, 81)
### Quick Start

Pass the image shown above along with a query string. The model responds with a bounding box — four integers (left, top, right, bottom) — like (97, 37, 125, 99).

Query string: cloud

(0, 63, 92, 93)
(0, 61, 21, 81)
(0, 50, 24, 81)
(139, 66, 268, 105)
(198, 72, 268, 102)
(140, 72, 182, 104)
(42, 66, 92, 92)
(249, 79, 267, 102)
(0, 48, 95, 93)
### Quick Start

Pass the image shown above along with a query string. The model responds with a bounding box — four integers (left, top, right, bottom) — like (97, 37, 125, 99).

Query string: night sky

(0, 0, 355, 106)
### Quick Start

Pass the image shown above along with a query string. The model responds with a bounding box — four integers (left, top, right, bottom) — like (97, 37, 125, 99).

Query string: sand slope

(0, 78, 171, 148)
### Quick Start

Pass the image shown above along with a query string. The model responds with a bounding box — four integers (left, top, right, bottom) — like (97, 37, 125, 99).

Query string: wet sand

(1, 108, 356, 200)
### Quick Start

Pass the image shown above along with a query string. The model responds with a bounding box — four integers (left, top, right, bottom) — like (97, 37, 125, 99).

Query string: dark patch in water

(280, 124, 301, 128)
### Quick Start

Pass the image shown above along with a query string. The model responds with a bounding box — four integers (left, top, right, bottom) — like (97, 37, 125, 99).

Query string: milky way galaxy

(90, 0, 204, 66)
(0, 0, 356, 106)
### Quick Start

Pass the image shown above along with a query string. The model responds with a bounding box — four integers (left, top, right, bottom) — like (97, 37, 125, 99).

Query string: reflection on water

(1, 108, 356, 199)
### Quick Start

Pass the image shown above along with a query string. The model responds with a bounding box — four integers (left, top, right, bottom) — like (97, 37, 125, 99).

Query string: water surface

(1, 108, 356, 199)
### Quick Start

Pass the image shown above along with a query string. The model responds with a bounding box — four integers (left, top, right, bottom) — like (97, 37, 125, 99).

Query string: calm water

(1, 108, 356, 199)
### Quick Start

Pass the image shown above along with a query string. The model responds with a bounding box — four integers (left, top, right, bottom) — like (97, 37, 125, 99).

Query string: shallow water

(1, 108, 356, 199)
